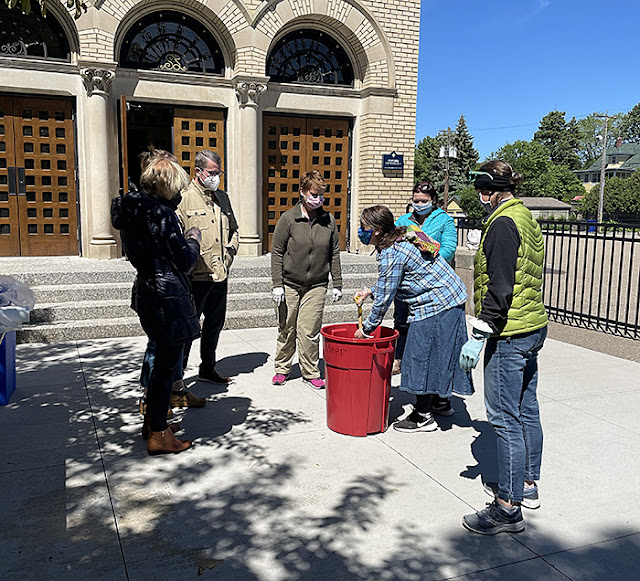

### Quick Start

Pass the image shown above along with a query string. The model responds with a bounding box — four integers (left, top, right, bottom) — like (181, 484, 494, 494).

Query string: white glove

(272, 287, 285, 306)
(332, 288, 343, 302)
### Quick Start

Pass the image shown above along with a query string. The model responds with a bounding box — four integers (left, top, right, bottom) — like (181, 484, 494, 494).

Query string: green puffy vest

(474, 198, 548, 337)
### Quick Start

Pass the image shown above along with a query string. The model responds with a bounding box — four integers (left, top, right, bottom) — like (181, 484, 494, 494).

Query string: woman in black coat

(112, 158, 201, 455)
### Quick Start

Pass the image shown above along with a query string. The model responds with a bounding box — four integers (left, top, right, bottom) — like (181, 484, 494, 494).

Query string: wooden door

(262, 115, 350, 251)
(0, 97, 78, 256)
(0, 96, 19, 256)
(173, 108, 225, 188)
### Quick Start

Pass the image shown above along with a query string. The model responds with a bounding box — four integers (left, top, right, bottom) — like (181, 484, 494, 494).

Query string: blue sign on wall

(382, 151, 404, 170)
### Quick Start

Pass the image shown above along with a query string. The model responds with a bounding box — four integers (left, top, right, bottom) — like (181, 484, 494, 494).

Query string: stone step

(30, 273, 379, 304)
(17, 304, 392, 343)
(29, 291, 379, 323)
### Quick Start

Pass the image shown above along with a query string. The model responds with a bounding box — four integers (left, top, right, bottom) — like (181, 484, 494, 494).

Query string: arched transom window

(267, 30, 354, 86)
(119, 11, 224, 75)
(0, 1, 70, 61)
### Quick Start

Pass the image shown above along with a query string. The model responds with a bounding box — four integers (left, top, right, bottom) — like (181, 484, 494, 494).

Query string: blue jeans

(140, 340, 184, 389)
(483, 326, 547, 504)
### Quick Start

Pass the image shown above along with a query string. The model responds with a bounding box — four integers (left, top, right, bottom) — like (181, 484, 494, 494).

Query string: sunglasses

(469, 171, 494, 181)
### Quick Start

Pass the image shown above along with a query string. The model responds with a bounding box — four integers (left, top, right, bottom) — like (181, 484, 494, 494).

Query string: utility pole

(439, 127, 457, 212)
(596, 112, 609, 225)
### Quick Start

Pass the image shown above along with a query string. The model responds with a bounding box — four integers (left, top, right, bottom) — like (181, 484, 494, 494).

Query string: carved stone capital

(81, 68, 114, 95)
(235, 81, 267, 108)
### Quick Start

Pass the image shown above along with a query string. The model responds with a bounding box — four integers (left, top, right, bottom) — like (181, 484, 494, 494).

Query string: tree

(533, 164, 586, 203)
(3, 0, 86, 18)
(533, 110, 581, 169)
(576, 113, 625, 168)
(581, 172, 640, 218)
(492, 140, 552, 195)
(414, 135, 440, 183)
(457, 185, 484, 219)
(619, 102, 640, 143)
(454, 115, 479, 182)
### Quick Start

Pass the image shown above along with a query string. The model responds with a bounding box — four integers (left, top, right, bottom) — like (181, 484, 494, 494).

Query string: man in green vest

(459, 160, 548, 535)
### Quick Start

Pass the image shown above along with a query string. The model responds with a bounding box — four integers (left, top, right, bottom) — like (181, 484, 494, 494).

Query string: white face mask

(303, 193, 324, 209)
(478, 192, 493, 213)
(202, 174, 220, 191)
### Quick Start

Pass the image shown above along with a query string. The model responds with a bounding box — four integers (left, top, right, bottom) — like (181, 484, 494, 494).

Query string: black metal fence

(457, 219, 640, 340)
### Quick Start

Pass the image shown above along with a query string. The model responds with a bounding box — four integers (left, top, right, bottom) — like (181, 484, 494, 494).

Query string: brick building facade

(0, 0, 420, 257)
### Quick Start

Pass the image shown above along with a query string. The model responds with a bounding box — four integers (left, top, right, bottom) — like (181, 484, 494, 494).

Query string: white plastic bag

(0, 276, 35, 335)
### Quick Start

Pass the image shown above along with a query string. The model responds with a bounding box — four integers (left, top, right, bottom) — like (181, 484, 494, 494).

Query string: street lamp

(439, 127, 457, 212)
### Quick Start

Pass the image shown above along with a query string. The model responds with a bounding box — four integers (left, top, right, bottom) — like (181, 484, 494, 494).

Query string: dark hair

(360, 205, 406, 250)
(478, 160, 523, 192)
(412, 180, 438, 203)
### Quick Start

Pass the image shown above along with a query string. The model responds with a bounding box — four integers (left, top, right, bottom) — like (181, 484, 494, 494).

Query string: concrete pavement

(1, 326, 639, 580)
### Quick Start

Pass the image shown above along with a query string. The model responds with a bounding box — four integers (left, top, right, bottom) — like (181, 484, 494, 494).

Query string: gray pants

(274, 284, 326, 380)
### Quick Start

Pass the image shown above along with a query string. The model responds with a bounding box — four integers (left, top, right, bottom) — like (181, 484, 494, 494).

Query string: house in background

(574, 142, 640, 190)
(520, 197, 572, 219)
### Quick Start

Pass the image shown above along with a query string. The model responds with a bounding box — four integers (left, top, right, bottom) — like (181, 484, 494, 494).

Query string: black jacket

(111, 191, 200, 345)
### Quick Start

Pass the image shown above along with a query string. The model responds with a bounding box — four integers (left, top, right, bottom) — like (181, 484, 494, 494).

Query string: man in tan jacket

(177, 150, 239, 384)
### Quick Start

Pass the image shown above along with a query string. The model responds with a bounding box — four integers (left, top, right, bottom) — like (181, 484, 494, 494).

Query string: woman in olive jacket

(112, 158, 201, 455)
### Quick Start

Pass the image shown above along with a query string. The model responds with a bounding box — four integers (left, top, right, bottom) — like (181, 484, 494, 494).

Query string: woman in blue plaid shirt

(354, 205, 473, 432)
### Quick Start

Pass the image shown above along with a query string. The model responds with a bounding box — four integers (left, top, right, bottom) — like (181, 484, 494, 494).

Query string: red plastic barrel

(321, 323, 398, 437)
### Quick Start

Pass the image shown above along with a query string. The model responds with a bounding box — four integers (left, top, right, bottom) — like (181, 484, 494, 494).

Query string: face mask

(412, 202, 433, 215)
(478, 192, 493, 213)
(202, 174, 220, 191)
(358, 227, 373, 245)
(304, 194, 324, 209)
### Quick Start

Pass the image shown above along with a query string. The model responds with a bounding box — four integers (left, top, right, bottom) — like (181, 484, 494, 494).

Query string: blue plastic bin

(587, 219, 597, 233)
(0, 331, 17, 405)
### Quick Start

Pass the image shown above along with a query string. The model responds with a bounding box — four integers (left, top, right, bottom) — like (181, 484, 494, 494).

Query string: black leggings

(146, 342, 184, 432)
(393, 298, 410, 359)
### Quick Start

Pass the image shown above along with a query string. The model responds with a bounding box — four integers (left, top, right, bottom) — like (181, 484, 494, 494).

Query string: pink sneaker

(272, 373, 288, 385)
(304, 378, 325, 390)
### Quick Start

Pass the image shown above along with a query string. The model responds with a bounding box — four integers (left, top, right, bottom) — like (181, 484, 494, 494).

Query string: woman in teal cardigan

(392, 180, 458, 414)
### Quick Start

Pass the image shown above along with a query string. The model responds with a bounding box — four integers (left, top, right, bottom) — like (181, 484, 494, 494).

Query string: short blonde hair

(140, 158, 190, 200)
(300, 170, 326, 194)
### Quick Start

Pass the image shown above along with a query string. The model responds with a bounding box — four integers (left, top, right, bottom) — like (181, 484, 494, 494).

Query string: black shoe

(198, 367, 231, 384)
(431, 397, 454, 416)
(462, 499, 525, 535)
(393, 410, 437, 433)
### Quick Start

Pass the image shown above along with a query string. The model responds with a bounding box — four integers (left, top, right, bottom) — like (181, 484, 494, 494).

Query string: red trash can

(321, 323, 398, 436)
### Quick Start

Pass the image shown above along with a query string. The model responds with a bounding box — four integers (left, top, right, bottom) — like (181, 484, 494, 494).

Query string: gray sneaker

(463, 499, 525, 535)
(483, 481, 541, 510)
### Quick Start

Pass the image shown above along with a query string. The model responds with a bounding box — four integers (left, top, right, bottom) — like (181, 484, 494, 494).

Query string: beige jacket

(176, 180, 239, 282)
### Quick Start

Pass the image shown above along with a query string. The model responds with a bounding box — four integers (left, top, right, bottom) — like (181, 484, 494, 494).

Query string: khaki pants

(275, 284, 326, 379)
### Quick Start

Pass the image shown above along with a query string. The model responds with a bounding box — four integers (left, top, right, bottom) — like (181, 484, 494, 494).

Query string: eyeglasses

(469, 171, 494, 181)
(199, 167, 224, 177)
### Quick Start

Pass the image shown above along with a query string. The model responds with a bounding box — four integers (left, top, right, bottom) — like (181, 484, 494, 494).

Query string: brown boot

(170, 390, 206, 408)
(141, 415, 181, 440)
(139, 398, 173, 419)
(146, 428, 192, 455)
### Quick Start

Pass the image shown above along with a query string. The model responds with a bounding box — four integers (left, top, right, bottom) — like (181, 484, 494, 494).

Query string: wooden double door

(0, 95, 78, 256)
(262, 115, 351, 251)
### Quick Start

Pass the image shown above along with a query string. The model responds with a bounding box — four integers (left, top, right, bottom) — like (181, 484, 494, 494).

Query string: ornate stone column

(234, 78, 267, 256)
(81, 67, 118, 259)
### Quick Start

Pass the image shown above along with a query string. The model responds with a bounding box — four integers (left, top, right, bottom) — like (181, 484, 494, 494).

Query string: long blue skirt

(399, 304, 474, 397)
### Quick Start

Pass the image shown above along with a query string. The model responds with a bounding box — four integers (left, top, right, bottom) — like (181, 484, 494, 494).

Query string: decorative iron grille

(0, 1, 70, 61)
(119, 11, 224, 75)
(267, 30, 354, 86)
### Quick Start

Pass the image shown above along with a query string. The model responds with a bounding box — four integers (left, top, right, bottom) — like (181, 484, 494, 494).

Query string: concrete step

(17, 304, 392, 343)
(30, 274, 379, 304)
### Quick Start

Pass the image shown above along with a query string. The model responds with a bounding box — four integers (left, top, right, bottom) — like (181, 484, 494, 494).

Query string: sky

(415, 0, 640, 161)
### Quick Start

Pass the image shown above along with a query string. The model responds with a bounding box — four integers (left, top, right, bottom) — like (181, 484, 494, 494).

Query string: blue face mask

(412, 202, 433, 215)
(358, 227, 373, 245)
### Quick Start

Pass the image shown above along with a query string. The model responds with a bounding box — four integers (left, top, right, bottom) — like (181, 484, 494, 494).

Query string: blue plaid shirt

(362, 241, 468, 334)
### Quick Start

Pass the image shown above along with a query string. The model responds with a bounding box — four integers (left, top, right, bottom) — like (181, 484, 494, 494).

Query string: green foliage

(619, 102, 640, 143)
(533, 110, 581, 170)
(581, 172, 640, 217)
(3, 0, 86, 19)
(533, 164, 586, 203)
(576, 113, 625, 168)
(457, 185, 484, 219)
(414, 115, 479, 199)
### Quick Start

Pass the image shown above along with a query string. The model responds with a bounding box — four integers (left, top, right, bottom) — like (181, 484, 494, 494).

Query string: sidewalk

(1, 327, 639, 580)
